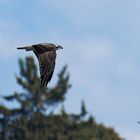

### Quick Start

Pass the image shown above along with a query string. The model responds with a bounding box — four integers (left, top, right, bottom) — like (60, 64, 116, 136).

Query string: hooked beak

(56, 45, 63, 50)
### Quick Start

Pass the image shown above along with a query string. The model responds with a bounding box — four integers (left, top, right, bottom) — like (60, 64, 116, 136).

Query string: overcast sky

(0, 0, 140, 139)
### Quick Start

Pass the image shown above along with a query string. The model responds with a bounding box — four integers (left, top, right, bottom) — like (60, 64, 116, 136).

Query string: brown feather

(17, 43, 63, 86)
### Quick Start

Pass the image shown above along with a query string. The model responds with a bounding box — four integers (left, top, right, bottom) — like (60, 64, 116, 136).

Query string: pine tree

(4, 57, 71, 115)
(0, 56, 125, 140)
(80, 100, 87, 117)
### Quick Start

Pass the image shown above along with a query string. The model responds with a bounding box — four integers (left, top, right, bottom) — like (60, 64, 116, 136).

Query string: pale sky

(0, 0, 140, 139)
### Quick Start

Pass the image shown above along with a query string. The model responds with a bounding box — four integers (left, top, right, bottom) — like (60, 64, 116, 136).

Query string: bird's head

(42, 43, 63, 51)
(56, 45, 63, 50)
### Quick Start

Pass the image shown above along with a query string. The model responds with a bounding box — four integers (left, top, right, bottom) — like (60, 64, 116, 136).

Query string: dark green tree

(4, 57, 71, 115)
(80, 100, 87, 117)
(0, 56, 125, 140)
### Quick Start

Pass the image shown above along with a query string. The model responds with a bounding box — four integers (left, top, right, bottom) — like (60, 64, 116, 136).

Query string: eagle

(17, 43, 63, 86)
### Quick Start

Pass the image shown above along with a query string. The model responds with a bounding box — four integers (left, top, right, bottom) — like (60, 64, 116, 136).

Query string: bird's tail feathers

(17, 46, 33, 51)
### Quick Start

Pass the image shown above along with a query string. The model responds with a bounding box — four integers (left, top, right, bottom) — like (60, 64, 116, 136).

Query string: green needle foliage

(0, 56, 125, 140)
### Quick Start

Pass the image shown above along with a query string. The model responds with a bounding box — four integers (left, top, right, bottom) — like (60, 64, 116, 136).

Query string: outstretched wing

(38, 51, 56, 86)
(31, 44, 56, 86)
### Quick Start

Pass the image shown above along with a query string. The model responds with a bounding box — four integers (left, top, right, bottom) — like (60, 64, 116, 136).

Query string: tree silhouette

(4, 57, 71, 115)
(0, 56, 124, 140)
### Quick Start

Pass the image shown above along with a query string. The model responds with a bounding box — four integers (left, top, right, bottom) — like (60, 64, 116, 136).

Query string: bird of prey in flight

(17, 43, 63, 86)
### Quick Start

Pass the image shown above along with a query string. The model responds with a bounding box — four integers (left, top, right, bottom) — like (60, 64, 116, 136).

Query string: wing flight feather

(38, 51, 56, 86)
